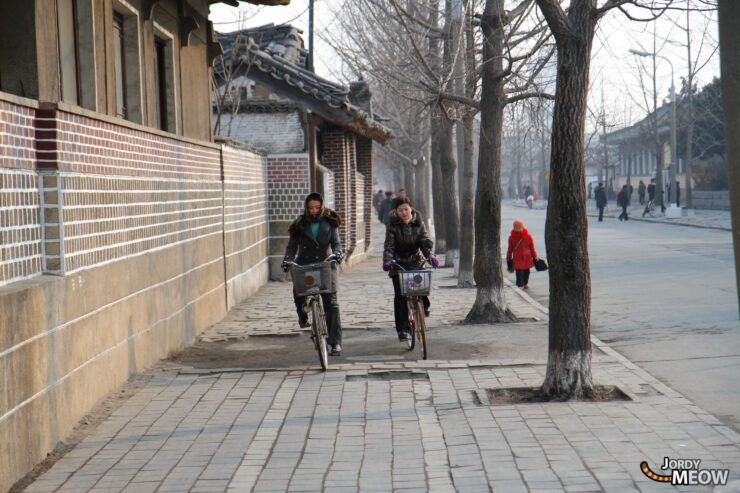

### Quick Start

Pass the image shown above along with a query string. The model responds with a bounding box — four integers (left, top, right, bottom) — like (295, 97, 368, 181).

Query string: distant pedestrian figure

(398, 188, 408, 200)
(643, 179, 656, 217)
(676, 182, 681, 207)
(588, 182, 593, 200)
(506, 219, 539, 290)
(379, 192, 395, 225)
(638, 180, 646, 205)
(618, 184, 630, 221)
(594, 182, 607, 222)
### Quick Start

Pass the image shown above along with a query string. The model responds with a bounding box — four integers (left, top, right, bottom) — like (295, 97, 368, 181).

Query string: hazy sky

(209, 1, 720, 132)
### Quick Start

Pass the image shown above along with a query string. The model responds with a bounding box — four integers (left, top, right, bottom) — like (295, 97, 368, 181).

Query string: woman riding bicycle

(282, 193, 344, 356)
(382, 197, 439, 342)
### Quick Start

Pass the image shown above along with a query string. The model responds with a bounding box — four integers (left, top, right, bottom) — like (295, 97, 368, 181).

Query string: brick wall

(0, 98, 272, 491)
(222, 147, 270, 308)
(356, 136, 373, 250)
(0, 95, 41, 286)
(266, 153, 310, 279)
(219, 111, 305, 155)
(322, 128, 351, 254)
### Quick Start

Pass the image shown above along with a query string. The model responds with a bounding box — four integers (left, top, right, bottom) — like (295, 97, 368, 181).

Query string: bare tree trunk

(429, 0, 446, 254)
(718, 0, 740, 319)
(465, 0, 514, 323)
(457, 0, 476, 288)
(441, 0, 460, 268)
(439, 116, 461, 266)
(404, 163, 414, 197)
(431, 116, 447, 253)
(536, 0, 595, 398)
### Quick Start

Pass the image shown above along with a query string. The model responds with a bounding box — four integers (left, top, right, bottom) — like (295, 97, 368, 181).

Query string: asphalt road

(501, 202, 740, 432)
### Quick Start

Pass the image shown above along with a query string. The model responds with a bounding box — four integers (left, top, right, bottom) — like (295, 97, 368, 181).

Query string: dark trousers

(391, 276, 430, 334)
(294, 291, 342, 345)
(598, 206, 605, 222)
(515, 269, 530, 287)
(619, 205, 629, 221)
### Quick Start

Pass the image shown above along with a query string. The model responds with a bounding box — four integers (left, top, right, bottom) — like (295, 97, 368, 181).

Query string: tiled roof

(214, 25, 392, 144)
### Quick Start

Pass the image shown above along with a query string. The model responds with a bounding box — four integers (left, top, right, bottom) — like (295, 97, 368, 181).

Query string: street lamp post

(629, 49, 679, 212)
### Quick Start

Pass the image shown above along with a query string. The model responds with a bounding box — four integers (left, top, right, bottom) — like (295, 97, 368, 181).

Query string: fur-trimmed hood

(289, 208, 341, 236)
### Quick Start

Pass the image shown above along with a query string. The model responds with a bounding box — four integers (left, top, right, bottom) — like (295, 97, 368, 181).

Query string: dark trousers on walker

(598, 206, 605, 222)
(515, 269, 530, 287)
(294, 292, 342, 345)
(619, 205, 629, 221)
(391, 276, 430, 335)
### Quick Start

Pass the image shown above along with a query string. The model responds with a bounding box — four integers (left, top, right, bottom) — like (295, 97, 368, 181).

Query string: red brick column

(321, 127, 351, 252)
(356, 136, 373, 249)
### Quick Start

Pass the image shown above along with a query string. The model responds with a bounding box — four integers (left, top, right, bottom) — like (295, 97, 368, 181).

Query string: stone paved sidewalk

(21, 224, 740, 493)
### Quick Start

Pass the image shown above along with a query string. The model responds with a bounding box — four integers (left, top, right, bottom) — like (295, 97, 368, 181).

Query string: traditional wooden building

(0, 1, 293, 489)
(213, 25, 391, 275)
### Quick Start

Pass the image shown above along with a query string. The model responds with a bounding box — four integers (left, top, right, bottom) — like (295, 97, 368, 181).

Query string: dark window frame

(113, 12, 127, 119)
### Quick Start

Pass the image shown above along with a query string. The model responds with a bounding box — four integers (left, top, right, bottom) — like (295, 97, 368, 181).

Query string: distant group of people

(594, 178, 682, 221)
(374, 188, 408, 225)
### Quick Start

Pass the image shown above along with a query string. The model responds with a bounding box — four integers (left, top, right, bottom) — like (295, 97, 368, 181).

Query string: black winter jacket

(284, 210, 343, 291)
(383, 211, 433, 276)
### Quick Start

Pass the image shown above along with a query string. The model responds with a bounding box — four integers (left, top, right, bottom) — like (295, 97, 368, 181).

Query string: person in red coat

(506, 219, 539, 289)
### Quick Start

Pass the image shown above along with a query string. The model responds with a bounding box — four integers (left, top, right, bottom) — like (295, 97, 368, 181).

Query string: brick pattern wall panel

(221, 111, 305, 155)
(50, 110, 222, 180)
(0, 169, 42, 286)
(356, 137, 373, 248)
(355, 171, 365, 250)
(222, 147, 270, 305)
(266, 154, 310, 222)
(56, 174, 223, 273)
(0, 99, 36, 171)
(322, 129, 351, 253)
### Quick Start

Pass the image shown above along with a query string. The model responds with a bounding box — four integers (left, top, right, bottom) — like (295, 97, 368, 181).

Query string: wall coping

(0, 90, 40, 109)
(44, 101, 222, 152)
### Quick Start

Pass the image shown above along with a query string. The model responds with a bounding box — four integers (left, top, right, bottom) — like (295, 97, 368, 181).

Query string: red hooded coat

(506, 228, 537, 270)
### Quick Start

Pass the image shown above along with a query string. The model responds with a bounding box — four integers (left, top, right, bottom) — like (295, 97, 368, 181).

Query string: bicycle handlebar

(283, 255, 339, 272)
(390, 258, 435, 271)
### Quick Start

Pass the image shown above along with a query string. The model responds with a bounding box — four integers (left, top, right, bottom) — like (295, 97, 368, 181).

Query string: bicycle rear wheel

(310, 298, 329, 371)
(405, 300, 415, 350)
(413, 300, 427, 360)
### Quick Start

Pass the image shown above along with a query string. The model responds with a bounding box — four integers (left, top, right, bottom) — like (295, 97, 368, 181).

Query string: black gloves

(506, 260, 514, 273)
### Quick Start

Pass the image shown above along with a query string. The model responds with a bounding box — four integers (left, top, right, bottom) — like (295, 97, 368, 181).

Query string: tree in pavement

(534, 0, 673, 398)
(465, 0, 555, 323)
(717, 0, 740, 319)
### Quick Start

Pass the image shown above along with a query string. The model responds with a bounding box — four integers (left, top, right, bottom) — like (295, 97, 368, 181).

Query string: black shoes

(298, 318, 310, 328)
(398, 332, 410, 342)
(330, 344, 342, 356)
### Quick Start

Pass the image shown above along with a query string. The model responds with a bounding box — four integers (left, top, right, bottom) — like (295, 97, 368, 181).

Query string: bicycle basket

(399, 270, 432, 296)
(291, 262, 333, 296)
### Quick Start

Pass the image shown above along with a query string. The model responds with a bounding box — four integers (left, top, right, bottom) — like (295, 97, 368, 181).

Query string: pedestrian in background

(379, 191, 394, 224)
(618, 184, 631, 221)
(506, 219, 539, 290)
(595, 182, 607, 222)
(638, 180, 646, 205)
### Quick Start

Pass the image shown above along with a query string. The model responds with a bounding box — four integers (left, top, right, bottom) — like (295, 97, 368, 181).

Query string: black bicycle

(392, 260, 434, 360)
(285, 254, 339, 371)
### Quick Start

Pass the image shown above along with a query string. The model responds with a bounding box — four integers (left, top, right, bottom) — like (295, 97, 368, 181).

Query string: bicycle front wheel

(412, 300, 427, 360)
(310, 298, 329, 371)
(405, 300, 415, 350)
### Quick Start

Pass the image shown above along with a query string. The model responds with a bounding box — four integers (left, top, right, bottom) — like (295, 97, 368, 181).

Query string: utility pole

(308, 0, 314, 72)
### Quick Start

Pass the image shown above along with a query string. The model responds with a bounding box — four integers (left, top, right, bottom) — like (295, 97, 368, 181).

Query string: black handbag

(534, 258, 548, 271)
